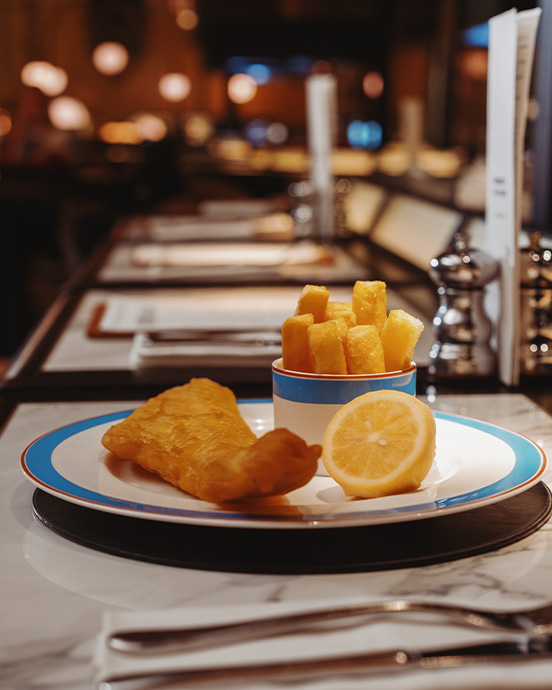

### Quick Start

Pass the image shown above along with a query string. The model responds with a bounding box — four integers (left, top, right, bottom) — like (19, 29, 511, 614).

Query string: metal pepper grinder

(428, 229, 499, 378)
(520, 231, 552, 375)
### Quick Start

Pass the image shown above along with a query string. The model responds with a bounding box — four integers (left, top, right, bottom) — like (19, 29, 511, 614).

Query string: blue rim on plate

(21, 401, 547, 529)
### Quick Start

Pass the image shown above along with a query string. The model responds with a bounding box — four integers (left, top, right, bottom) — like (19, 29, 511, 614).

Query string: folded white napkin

(93, 600, 552, 689)
(128, 332, 281, 369)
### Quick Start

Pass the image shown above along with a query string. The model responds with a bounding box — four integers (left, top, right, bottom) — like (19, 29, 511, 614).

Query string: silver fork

(107, 599, 552, 655)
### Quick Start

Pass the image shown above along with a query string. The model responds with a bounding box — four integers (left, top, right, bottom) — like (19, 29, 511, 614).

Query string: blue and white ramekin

(272, 358, 417, 474)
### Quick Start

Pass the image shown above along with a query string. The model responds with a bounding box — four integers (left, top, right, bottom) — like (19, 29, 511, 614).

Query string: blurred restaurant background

(0, 0, 549, 365)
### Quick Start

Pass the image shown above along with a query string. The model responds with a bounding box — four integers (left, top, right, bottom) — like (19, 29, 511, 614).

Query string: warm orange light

(100, 115, 168, 144)
(132, 113, 168, 141)
(21, 61, 68, 96)
(362, 71, 384, 99)
(176, 9, 198, 30)
(227, 73, 257, 104)
(99, 121, 139, 144)
(458, 49, 487, 80)
(92, 42, 129, 76)
(0, 108, 12, 136)
(158, 73, 191, 102)
(48, 96, 91, 131)
(184, 114, 213, 145)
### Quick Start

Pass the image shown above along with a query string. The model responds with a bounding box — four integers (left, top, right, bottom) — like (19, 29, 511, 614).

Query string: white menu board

(485, 7, 541, 386)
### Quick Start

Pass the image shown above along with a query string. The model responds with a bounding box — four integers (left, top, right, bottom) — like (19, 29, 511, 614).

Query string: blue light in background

(246, 63, 272, 84)
(462, 22, 489, 48)
(226, 57, 274, 83)
(244, 119, 268, 147)
(226, 56, 250, 74)
(226, 55, 315, 79)
(286, 56, 315, 75)
(347, 120, 382, 150)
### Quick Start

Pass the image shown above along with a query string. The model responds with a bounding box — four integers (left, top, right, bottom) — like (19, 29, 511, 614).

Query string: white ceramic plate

(21, 401, 547, 529)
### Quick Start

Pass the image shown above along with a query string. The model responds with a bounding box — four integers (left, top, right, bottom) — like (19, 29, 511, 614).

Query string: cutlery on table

(107, 599, 552, 655)
(99, 634, 552, 689)
(140, 329, 281, 346)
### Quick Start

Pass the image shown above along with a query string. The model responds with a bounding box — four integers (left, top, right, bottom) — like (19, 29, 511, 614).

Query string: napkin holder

(428, 230, 499, 378)
(520, 231, 552, 375)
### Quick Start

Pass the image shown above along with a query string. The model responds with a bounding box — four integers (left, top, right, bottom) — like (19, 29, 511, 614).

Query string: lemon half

(322, 390, 436, 498)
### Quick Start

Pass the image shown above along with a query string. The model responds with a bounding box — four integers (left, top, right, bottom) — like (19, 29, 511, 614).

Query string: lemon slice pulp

(322, 390, 436, 498)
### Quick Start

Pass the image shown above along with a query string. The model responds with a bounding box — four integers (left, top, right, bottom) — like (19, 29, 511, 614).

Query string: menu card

(484, 7, 541, 386)
(92, 294, 295, 336)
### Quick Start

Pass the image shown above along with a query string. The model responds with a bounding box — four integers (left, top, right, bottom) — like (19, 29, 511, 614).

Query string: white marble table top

(2, 391, 552, 689)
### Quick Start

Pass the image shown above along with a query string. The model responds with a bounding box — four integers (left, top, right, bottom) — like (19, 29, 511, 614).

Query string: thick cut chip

(101, 378, 320, 504)
(328, 316, 349, 342)
(380, 309, 424, 372)
(352, 281, 387, 332)
(324, 301, 357, 327)
(282, 313, 315, 372)
(294, 284, 330, 323)
(345, 325, 385, 374)
(307, 320, 347, 374)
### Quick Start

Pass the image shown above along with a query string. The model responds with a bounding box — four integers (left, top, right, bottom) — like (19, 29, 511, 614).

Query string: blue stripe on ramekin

(272, 368, 416, 404)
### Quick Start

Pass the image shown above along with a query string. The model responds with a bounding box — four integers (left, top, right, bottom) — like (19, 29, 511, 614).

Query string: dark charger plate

(33, 483, 551, 574)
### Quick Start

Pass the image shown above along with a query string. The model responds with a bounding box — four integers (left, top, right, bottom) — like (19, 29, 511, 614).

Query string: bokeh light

(176, 8, 198, 30)
(0, 108, 12, 136)
(48, 96, 91, 131)
(267, 121, 288, 145)
(99, 115, 168, 144)
(184, 113, 214, 145)
(245, 119, 268, 146)
(246, 63, 271, 85)
(92, 42, 129, 76)
(458, 50, 488, 80)
(362, 71, 384, 99)
(227, 74, 257, 104)
(158, 73, 191, 102)
(99, 121, 139, 144)
(347, 119, 383, 150)
(21, 61, 68, 96)
(132, 113, 168, 141)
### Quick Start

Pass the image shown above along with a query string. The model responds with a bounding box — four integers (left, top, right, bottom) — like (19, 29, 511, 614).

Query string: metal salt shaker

(428, 229, 499, 377)
(520, 231, 552, 375)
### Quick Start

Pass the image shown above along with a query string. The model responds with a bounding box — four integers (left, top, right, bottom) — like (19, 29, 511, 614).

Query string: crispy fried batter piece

(101, 378, 320, 504)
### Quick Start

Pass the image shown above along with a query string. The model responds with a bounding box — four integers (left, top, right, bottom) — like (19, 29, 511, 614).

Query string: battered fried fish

(101, 378, 320, 503)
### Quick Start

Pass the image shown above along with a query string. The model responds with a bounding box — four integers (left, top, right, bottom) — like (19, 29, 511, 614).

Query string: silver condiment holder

(520, 231, 552, 375)
(428, 229, 499, 378)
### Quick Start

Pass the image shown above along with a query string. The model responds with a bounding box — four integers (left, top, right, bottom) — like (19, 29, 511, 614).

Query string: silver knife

(98, 634, 552, 689)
